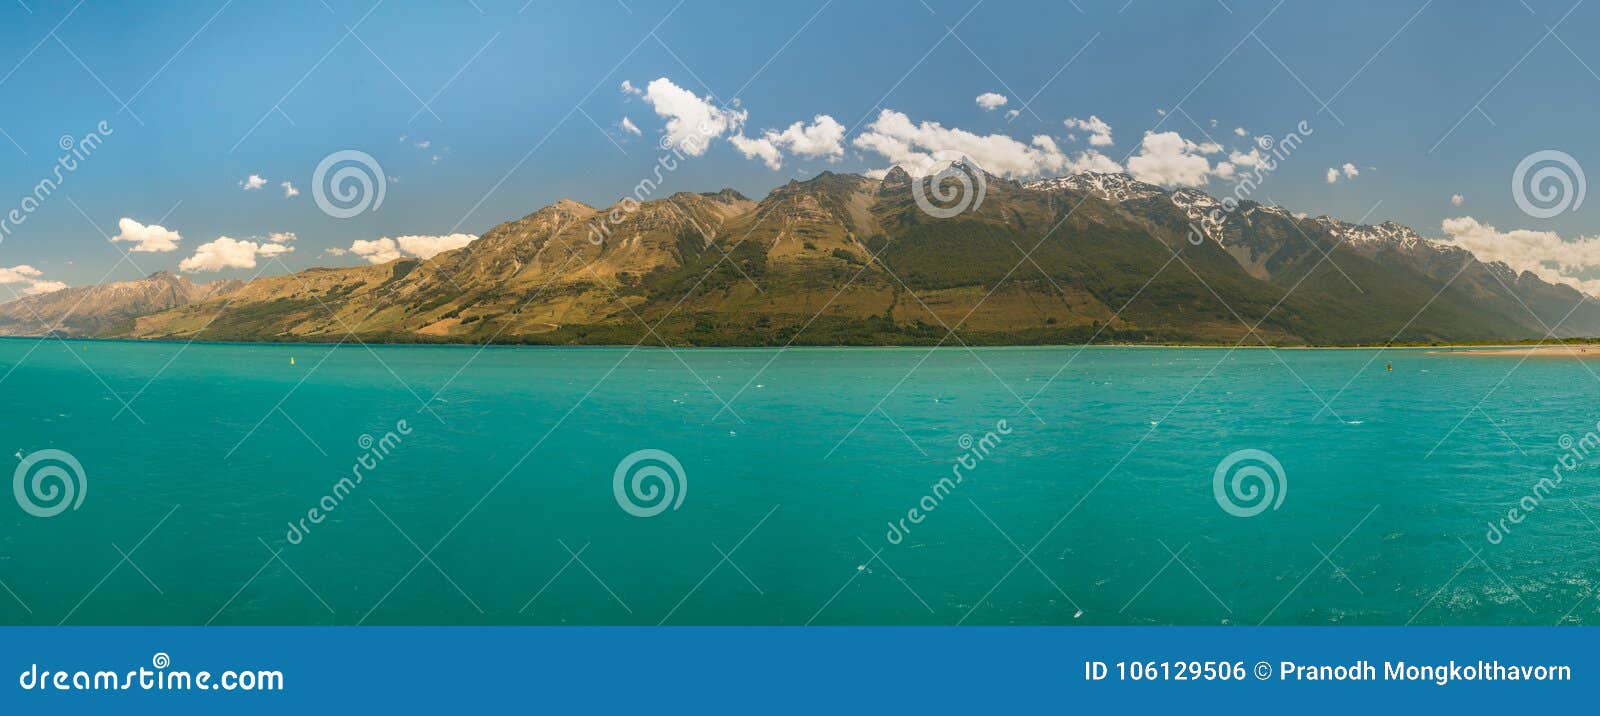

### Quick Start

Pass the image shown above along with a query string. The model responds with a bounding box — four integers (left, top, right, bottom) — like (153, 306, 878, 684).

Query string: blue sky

(2, 0, 1600, 291)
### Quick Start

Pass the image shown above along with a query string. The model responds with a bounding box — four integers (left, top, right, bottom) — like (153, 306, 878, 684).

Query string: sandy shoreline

(1434, 344, 1600, 357)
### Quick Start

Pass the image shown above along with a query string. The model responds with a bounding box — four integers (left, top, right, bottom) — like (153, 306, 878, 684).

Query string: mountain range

(4, 169, 1596, 346)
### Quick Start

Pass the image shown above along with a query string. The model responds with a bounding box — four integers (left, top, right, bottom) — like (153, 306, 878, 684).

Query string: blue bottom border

(2, 626, 1594, 713)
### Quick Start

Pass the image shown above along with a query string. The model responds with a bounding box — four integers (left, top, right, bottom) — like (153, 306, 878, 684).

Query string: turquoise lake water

(1, 338, 1597, 625)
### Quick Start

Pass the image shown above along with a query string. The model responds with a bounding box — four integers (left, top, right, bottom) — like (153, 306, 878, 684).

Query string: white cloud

(323, 247, 348, 257)
(265, 232, 296, 243)
(732, 114, 846, 170)
(1004, 109, 1020, 120)
(111, 217, 181, 253)
(1451, 194, 1464, 207)
(239, 174, 266, 191)
(641, 77, 747, 156)
(415, 139, 431, 150)
(281, 181, 300, 198)
(1327, 163, 1360, 183)
(853, 109, 1089, 179)
(1440, 216, 1600, 295)
(975, 92, 1009, 111)
(347, 234, 477, 264)
(1125, 131, 1216, 187)
(349, 238, 401, 264)
(1062, 148, 1123, 174)
(1234, 127, 1248, 137)
(730, 134, 784, 170)
(394, 233, 476, 259)
(0, 265, 68, 296)
(619, 116, 641, 136)
(1229, 148, 1267, 169)
(179, 236, 292, 272)
(1063, 115, 1113, 146)
(22, 280, 66, 295)
(1209, 118, 1219, 128)
(620, 80, 642, 96)
(0, 264, 43, 284)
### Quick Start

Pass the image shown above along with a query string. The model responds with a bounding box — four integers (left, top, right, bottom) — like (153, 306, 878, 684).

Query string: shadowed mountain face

(11, 170, 1600, 345)
(0, 271, 241, 337)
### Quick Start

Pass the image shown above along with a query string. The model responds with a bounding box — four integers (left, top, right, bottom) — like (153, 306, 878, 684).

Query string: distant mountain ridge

(5, 169, 1596, 345)
(0, 271, 241, 337)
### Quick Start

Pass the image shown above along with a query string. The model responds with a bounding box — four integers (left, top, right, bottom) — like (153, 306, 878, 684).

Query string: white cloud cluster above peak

(1124, 131, 1223, 187)
(975, 92, 1009, 111)
(853, 108, 1117, 179)
(348, 233, 478, 264)
(731, 114, 845, 170)
(1439, 216, 1600, 296)
(180, 236, 292, 272)
(615, 78, 1270, 191)
(638, 77, 746, 156)
(1063, 116, 1113, 146)
(112, 217, 182, 253)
